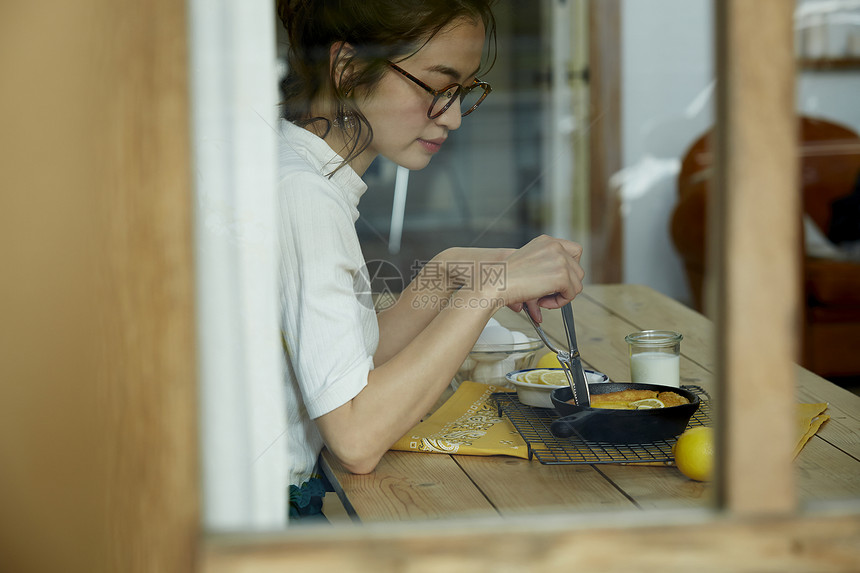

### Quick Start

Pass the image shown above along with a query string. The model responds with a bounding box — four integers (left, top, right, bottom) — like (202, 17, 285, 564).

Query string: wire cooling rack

(492, 385, 711, 465)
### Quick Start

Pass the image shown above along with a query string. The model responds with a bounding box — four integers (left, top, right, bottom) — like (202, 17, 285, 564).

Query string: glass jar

(624, 330, 684, 388)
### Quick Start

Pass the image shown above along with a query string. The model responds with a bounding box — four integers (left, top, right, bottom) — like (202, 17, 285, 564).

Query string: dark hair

(277, 0, 497, 169)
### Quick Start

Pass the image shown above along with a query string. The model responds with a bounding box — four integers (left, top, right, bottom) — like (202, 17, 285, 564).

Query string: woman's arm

(317, 235, 585, 474)
(318, 285, 497, 473)
(373, 246, 511, 365)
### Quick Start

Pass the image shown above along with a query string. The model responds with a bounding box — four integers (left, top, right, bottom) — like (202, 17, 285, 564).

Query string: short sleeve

(278, 171, 379, 419)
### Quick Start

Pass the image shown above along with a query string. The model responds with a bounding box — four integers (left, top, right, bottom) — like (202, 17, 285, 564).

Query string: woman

(277, 0, 585, 518)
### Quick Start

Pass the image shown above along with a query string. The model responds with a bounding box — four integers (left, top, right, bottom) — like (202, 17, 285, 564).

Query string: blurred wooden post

(0, 2, 198, 572)
(588, 0, 623, 284)
(711, 0, 799, 513)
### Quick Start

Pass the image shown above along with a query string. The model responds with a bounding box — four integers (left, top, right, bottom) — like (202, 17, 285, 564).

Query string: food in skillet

(566, 389, 690, 410)
(552, 383, 701, 443)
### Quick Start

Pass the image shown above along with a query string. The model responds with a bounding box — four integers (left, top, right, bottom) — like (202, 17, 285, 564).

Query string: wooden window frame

(3, 1, 860, 572)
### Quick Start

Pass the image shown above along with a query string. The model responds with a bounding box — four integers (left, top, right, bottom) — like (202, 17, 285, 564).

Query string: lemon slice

(522, 369, 547, 385)
(538, 370, 568, 386)
(630, 398, 665, 410)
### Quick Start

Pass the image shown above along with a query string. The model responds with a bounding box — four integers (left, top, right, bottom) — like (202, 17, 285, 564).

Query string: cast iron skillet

(550, 382, 700, 444)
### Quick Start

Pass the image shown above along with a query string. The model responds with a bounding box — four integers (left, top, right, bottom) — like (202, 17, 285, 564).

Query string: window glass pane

(272, 0, 860, 525)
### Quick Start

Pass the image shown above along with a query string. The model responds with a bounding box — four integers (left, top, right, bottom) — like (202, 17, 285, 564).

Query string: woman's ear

(329, 41, 356, 91)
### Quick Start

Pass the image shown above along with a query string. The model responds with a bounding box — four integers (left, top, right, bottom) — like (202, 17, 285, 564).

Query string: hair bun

(276, 0, 308, 32)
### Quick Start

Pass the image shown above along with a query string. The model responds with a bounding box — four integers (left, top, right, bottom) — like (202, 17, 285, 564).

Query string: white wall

(619, 0, 860, 306)
(620, 0, 714, 305)
(798, 72, 860, 132)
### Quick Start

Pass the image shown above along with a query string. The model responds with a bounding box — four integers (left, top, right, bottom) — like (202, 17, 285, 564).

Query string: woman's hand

(430, 239, 584, 322)
(375, 238, 582, 364)
(483, 235, 585, 322)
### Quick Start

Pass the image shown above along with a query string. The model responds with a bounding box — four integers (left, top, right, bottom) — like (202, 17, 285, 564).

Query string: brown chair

(670, 116, 860, 379)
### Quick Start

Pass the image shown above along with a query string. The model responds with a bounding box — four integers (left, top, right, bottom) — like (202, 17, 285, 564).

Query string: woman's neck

(302, 121, 376, 177)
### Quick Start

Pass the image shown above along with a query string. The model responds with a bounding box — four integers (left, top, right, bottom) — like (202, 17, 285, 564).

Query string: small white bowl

(506, 368, 610, 408)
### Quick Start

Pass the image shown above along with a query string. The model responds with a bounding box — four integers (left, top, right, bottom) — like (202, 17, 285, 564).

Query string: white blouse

(277, 119, 379, 488)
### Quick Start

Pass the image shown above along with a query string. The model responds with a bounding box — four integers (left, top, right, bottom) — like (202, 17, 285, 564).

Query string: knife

(559, 303, 591, 407)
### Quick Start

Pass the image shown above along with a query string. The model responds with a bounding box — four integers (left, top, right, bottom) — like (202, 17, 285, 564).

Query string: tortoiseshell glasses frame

(387, 61, 492, 119)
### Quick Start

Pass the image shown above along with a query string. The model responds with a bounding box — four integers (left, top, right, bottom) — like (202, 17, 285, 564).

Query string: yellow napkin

(391, 381, 529, 459)
(391, 384, 829, 463)
(639, 402, 830, 467)
(794, 402, 829, 458)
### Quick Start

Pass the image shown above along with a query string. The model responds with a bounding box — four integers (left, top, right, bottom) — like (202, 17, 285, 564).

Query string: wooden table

(321, 284, 860, 522)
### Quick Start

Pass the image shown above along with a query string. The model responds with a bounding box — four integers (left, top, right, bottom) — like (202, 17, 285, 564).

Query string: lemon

(538, 370, 568, 386)
(536, 352, 563, 369)
(523, 369, 547, 385)
(674, 426, 714, 482)
(629, 398, 665, 410)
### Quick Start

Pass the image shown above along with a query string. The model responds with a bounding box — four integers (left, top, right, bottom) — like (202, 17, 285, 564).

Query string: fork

(522, 307, 563, 355)
(522, 305, 591, 406)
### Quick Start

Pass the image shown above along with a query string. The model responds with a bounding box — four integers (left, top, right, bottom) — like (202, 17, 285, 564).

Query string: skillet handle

(549, 416, 579, 439)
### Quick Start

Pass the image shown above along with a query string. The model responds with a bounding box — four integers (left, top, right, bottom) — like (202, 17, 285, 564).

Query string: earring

(333, 107, 355, 130)
(334, 88, 355, 130)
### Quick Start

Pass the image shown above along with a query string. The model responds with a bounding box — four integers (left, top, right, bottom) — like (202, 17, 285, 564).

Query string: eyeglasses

(387, 62, 492, 119)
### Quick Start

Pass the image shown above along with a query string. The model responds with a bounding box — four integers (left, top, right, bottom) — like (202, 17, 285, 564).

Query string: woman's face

(351, 17, 487, 175)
